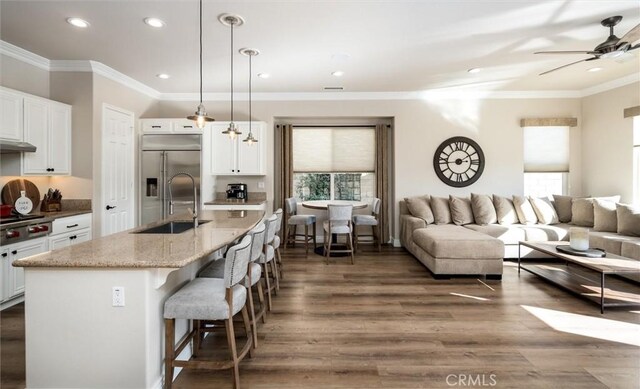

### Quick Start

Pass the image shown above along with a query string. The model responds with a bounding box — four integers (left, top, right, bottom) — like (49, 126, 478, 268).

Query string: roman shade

(292, 127, 375, 172)
(523, 126, 570, 172)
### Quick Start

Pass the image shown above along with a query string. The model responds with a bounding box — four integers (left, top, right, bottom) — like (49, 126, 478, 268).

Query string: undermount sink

(134, 220, 210, 234)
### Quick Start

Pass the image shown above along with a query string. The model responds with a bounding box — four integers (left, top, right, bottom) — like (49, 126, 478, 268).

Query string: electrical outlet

(112, 286, 125, 307)
(258, 181, 265, 189)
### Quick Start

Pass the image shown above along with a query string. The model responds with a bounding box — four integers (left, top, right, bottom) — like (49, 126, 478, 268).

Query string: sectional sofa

(399, 194, 640, 279)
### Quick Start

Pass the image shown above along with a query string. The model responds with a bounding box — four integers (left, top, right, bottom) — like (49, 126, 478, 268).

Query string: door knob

(106, 205, 117, 210)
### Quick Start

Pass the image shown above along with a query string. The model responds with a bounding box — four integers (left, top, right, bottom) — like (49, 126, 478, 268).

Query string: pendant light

(240, 48, 259, 145)
(219, 14, 244, 139)
(187, 0, 214, 128)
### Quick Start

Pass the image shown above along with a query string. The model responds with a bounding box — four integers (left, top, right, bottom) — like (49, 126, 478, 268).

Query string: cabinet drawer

(172, 119, 200, 133)
(51, 213, 92, 235)
(141, 119, 172, 133)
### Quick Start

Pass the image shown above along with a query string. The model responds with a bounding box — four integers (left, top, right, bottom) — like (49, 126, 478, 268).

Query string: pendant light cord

(199, 0, 203, 104)
(230, 21, 234, 122)
(248, 52, 252, 135)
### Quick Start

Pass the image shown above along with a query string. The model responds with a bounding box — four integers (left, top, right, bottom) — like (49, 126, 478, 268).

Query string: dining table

(300, 200, 369, 256)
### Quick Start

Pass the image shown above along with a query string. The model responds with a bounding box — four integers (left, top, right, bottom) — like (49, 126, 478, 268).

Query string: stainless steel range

(0, 215, 52, 245)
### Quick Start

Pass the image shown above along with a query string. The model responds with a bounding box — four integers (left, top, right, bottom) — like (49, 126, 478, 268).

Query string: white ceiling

(1, 0, 639, 94)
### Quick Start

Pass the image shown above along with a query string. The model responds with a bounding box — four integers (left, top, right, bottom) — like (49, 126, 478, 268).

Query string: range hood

(0, 140, 37, 153)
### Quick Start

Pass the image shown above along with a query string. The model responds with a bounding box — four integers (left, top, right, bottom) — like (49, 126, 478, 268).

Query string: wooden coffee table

(518, 241, 640, 313)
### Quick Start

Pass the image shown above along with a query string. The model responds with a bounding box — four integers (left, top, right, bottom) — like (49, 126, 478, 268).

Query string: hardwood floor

(2, 247, 639, 388)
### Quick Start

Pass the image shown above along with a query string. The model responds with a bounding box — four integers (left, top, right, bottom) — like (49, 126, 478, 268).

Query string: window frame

(293, 171, 375, 202)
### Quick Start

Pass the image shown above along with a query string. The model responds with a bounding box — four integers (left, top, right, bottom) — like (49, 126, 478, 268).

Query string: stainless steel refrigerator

(140, 134, 201, 225)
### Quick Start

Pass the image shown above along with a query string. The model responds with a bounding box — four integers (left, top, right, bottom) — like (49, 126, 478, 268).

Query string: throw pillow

(449, 196, 474, 226)
(571, 196, 621, 227)
(593, 199, 617, 232)
(552, 195, 573, 223)
(493, 195, 518, 225)
(404, 195, 434, 224)
(512, 195, 538, 225)
(430, 196, 452, 225)
(470, 193, 497, 225)
(529, 197, 559, 225)
(617, 203, 640, 237)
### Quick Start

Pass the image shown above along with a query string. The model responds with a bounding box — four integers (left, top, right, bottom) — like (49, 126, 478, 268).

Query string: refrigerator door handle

(161, 151, 167, 219)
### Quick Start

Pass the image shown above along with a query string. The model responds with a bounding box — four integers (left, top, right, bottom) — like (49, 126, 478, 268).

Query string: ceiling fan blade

(628, 43, 640, 51)
(535, 50, 596, 55)
(539, 58, 594, 75)
(619, 23, 640, 45)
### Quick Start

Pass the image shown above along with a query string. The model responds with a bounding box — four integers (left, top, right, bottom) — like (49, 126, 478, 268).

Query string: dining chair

(323, 204, 355, 264)
(198, 222, 267, 348)
(163, 235, 253, 389)
(284, 197, 317, 257)
(352, 197, 382, 252)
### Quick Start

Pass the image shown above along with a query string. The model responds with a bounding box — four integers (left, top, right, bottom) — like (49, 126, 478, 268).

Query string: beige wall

(157, 96, 583, 240)
(0, 54, 49, 98)
(581, 82, 639, 203)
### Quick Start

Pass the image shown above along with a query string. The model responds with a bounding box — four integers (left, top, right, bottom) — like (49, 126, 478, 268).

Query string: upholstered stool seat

(284, 198, 317, 257)
(164, 278, 246, 320)
(353, 215, 378, 226)
(323, 220, 351, 234)
(288, 214, 316, 224)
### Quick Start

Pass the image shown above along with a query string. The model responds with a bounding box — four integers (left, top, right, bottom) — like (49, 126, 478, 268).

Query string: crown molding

(0, 41, 50, 70)
(0, 40, 636, 102)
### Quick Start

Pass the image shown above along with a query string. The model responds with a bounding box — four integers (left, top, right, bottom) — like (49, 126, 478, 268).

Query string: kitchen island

(13, 210, 264, 389)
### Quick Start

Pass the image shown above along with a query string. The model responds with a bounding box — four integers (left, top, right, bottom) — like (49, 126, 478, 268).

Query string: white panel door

(0, 89, 23, 141)
(237, 124, 263, 175)
(48, 103, 72, 174)
(210, 124, 237, 175)
(22, 98, 49, 174)
(102, 105, 134, 237)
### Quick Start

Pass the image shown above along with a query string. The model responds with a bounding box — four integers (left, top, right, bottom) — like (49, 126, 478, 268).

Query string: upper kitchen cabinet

(23, 98, 71, 175)
(140, 118, 202, 134)
(0, 88, 24, 141)
(209, 122, 266, 176)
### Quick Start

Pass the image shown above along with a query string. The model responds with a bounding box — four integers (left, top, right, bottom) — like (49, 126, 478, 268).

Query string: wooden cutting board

(1, 179, 40, 209)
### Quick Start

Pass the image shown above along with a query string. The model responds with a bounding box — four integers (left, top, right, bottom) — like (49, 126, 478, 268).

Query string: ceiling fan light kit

(535, 15, 640, 75)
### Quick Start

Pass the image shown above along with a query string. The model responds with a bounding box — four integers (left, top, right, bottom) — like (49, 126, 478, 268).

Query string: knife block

(40, 197, 61, 212)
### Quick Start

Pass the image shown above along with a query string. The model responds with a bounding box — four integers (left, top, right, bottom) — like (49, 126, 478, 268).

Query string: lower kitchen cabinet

(1, 237, 48, 308)
(48, 214, 92, 250)
(49, 229, 91, 250)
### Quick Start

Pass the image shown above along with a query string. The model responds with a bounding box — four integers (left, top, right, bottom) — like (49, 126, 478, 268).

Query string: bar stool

(163, 235, 253, 389)
(323, 204, 355, 264)
(284, 197, 317, 257)
(259, 214, 279, 310)
(352, 198, 382, 252)
(199, 222, 267, 348)
(271, 208, 284, 279)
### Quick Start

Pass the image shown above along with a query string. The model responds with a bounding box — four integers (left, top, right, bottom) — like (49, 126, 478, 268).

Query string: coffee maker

(226, 183, 248, 201)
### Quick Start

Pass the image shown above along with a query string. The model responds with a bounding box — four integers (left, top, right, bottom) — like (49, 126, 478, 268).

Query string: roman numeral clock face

(433, 136, 485, 187)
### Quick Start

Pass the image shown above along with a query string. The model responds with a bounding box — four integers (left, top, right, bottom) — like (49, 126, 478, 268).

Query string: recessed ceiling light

(156, 74, 170, 79)
(257, 73, 270, 79)
(331, 71, 344, 77)
(588, 67, 602, 72)
(67, 18, 90, 28)
(467, 68, 481, 74)
(144, 18, 165, 28)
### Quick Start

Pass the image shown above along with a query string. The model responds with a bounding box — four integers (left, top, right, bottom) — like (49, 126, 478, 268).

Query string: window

(292, 127, 376, 202)
(523, 126, 570, 197)
(634, 117, 640, 205)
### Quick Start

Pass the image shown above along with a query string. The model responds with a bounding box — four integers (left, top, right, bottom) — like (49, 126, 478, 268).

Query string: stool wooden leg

(304, 224, 309, 257)
(193, 319, 201, 357)
(325, 230, 331, 264)
(241, 305, 254, 358)
(284, 224, 290, 251)
(246, 284, 258, 348)
(276, 247, 283, 280)
(256, 279, 267, 323)
(353, 226, 359, 253)
(263, 263, 273, 311)
(375, 225, 381, 252)
(224, 316, 240, 389)
(313, 223, 317, 248)
(164, 318, 175, 389)
(272, 259, 280, 293)
(347, 231, 355, 265)
(292, 226, 297, 248)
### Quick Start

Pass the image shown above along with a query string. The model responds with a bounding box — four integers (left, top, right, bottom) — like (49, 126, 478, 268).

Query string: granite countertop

(40, 209, 92, 219)
(13, 210, 264, 269)
(204, 199, 267, 206)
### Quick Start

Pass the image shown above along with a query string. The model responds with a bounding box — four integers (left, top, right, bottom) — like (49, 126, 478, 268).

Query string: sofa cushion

(571, 196, 621, 227)
(431, 196, 452, 225)
(405, 195, 434, 224)
(513, 196, 538, 225)
(617, 203, 640, 237)
(471, 193, 497, 225)
(449, 195, 474, 226)
(464, 224, 526, 245)
(593, 199, 617, 232)
(621, 240, 640, 261)
(588, 231, 640, 256)
(553, 195, 573, 223)
(529, 197, 559, 225)
(412, 225, 503, 259)
(493, 195, 518, 225)
(520, 224, 571, 241)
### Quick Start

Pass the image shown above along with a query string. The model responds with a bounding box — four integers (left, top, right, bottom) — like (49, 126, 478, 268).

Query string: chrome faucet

(167, 172, 198, 228)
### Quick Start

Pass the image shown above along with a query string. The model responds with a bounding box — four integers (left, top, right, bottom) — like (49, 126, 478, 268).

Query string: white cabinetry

(0, 88, 24, 141)
(210, 122, 266, 176)
(1, 237, 48, 309)
(48, 214, 92, 250)
(23, 98, 72, 175)
(140, 118, 202, 134)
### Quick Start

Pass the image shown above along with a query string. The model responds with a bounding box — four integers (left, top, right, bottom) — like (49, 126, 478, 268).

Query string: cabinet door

(140, 119, 172, 133)
(0, 89, 23, 141)
(236, 124, 264, 175)
(210, 124, 237, 175)
(73, 229, 92, 244)
(22, 98, 49, 174)
(0, 249, 9, 302)
(9, 238, 48, 298)
(48, 103, 71, 175)
(49, 233, 73, 251)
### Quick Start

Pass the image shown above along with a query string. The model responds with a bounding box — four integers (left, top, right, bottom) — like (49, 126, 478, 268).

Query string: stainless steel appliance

(140, 134, 201, 225)
(1, 215, 51, 245)
(226, 183, 248, 201)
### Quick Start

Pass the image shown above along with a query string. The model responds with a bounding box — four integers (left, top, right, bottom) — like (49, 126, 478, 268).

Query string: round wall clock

(433, 136, 485, 187)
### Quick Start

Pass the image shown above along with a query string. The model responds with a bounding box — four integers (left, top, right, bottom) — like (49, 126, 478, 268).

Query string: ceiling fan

(535, 15, 640, 75)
